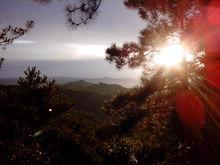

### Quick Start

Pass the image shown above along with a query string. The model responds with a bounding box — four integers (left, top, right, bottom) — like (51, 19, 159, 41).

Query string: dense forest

(0, 67, 185, 164)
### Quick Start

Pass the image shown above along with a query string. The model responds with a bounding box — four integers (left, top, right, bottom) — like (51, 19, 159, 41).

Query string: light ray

(153, 44, 193, 67)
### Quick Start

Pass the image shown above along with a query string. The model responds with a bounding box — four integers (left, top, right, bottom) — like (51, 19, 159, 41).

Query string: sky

(0, 0, 145, 78)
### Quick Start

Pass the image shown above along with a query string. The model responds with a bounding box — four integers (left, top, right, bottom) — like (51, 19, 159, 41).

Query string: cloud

(14, 40, 36, 44)
(66, 43, 107, 59)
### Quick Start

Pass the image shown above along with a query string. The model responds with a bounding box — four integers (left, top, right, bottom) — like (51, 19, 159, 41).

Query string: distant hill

(0, 78, 18, 85)
(62, 80, 127, 95)
(62, 80, 93, 90)
(55, 77, 139, 87)
(84, 77, 139, 88)
(0, 77, 139, 87)
(61, 80, 127, 119)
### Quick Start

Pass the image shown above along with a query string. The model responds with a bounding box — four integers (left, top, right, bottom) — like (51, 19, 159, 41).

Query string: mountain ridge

(0, 77, 139, 88)
(62, 80, 127, 95)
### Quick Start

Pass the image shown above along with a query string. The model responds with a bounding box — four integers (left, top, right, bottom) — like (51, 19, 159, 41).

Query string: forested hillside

(61, 80, 127, 118)
(0, 67, 186, 164)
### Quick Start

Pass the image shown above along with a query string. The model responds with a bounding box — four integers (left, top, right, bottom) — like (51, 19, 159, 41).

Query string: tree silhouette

(0, 20, 34, 68)
(33, 0, 102, 29)
(16, 66, 75, 126)
(0, 20, 34, 50)
(106, 1, 205, 82)
(105, 1, 220, 163)
(17, 67, 55, 122)
(18, 66, 55, 90)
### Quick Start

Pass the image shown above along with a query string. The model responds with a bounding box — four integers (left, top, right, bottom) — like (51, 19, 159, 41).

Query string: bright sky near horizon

(0, 0, 145, 78)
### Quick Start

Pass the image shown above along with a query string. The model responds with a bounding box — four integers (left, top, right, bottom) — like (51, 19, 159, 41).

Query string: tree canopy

(106, 0, 206, 84)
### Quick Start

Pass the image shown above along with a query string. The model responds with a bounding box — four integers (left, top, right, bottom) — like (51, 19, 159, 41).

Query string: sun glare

(153, 44, 193, 67)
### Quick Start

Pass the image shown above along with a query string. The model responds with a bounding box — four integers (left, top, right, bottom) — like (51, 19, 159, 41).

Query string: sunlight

(67, 44, 107, 59)
(153, 44, 193, 67)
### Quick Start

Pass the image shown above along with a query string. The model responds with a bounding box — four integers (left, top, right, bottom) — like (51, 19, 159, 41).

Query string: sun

(153, 44, 193, 67)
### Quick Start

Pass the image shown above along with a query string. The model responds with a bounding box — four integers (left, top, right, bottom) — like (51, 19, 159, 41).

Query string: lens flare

(153, 44, 193, 67)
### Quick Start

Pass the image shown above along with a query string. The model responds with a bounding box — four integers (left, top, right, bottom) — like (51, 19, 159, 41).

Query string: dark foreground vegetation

(1, 0, 220, 164)
(1, 67, 215, 165)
